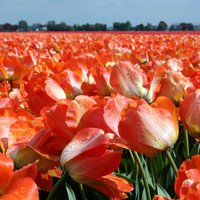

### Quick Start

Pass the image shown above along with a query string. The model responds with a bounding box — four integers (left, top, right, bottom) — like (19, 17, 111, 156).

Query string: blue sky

(1, 0, 200, 27)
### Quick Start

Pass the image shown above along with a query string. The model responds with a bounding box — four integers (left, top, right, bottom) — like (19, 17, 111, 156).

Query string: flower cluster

(0, 32, 200, 199)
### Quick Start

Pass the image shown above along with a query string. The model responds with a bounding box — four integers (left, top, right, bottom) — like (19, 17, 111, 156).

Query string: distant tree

(18, 20, 28, 31)
(56, 22, 67, 31)
(134, 24, 144, 31)
(157, 21, 167, 31)
(144, 23, 152, 31)
(0, 24, 3, 31)
(85, 23, 91, 31)
(47, 21, 56, 31)
(125, 21, 131, 31)
(113, 22, 121, 31)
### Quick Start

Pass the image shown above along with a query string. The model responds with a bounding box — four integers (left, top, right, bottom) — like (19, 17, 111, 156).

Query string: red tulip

(175, 155, 200, 199)
(60, 128, 133, 199)
(0, 152, 39, 199)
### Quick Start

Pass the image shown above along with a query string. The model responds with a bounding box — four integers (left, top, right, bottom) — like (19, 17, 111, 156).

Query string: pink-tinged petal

(145, 65, 166, 103)
(151, 96, 179, 140)
(185, 169, 200, 182)
(166, 58, 184, 71)
(157, 70, 195, 105)
(44, 78, 66, 100)
(119, 99, 177, 157)
(181, 181, 200, 199)
(66, 95, 97, 130)
(2, 177, 39, 200)
(104, 95, 136, 136)
(0, 153, 13, 195)
(61, 128, 109, 167)
(175, 159, 196, 197)
(180, 179, 194, 197)
(179, 90, 200, 138)
(90, 63, 115, 96)
(110, 61, 148, 98)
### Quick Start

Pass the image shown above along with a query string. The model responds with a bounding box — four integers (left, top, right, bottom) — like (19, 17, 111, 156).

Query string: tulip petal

(0, 153, 13, 195)
(2, 177, 39, 200)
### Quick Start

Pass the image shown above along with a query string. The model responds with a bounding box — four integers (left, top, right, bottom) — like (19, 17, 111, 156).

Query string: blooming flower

(60, 127, 133, 199)
(0, 152, 39, 199)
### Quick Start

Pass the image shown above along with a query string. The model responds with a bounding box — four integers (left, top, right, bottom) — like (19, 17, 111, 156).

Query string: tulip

(179, 89, 200, 138)
(0, 55, 29, 81)
(110, 61, 166, 103)
(60, 128, 133, 199)
(119, 97, 179, 157)
(174, 155, 200, 199)
(0, 152, 39, 199)
(157, 70, 195, 106)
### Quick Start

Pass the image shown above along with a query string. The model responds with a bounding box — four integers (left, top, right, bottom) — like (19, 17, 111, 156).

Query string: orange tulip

(157, 70, 195, 106)
(179, 89, 200, 138)
(119, 97, 179, 157)
(0, 152, 39, 199)
(110, 61, 166, 103)
(26, 75, 67, 116)
(174, 155, 200, 199)
(0, 55, 29, 81)
(153, 195, 174, 200)
(60, 128, 133, 199)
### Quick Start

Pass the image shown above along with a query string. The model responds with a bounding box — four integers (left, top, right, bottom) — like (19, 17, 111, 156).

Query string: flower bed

(0, 31, 200, 199)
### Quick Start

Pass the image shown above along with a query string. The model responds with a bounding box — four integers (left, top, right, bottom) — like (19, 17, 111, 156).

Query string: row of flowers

(0, 32, 200, 199)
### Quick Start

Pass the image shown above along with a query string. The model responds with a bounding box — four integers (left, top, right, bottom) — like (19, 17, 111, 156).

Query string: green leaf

(189, 142, 200, 159)
(156, 183, 171, 199)
(65, 182, 76, 200)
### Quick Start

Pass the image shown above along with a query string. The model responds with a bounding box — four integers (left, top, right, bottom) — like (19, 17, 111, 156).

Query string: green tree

(18, 20, 28, 31)
(47, 21, 56, 31)
(56, 22, 67, 31)
(113, 22, 121, 31)
(125, 21, 131, 31)
(0, 24, 3, 31)
(157, 21, 167, 31)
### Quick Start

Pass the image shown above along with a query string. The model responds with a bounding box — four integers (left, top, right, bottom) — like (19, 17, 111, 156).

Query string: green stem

(183, 127, 189, 158)
(164, 150, 178, 176)
(9, 80, 13, 92)
(129, 150, 151, 200)
(150, 157, 159, 185)
(79, 183, 87, 200)
(46, 171, 68, 200)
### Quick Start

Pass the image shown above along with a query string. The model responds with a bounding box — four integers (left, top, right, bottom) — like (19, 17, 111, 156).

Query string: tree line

(0, 20, 197, 32)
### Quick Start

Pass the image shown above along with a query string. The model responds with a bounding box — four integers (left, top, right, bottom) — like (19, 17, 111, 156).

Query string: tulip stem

(46, 171, 68, 200)
(129, 150, 151, 200)
(10, 80, 13, 92)
(183, 127, 189, 158)
(79, 183, 87, 200)
(164, 150, 178, 176)
(150, 157, 159, 185)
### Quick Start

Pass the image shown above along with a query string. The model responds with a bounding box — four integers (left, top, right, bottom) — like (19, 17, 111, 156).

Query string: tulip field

(1, 31, 200, 200)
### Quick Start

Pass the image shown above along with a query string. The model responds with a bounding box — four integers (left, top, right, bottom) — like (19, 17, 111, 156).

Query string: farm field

(0, 31, 200, 200)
